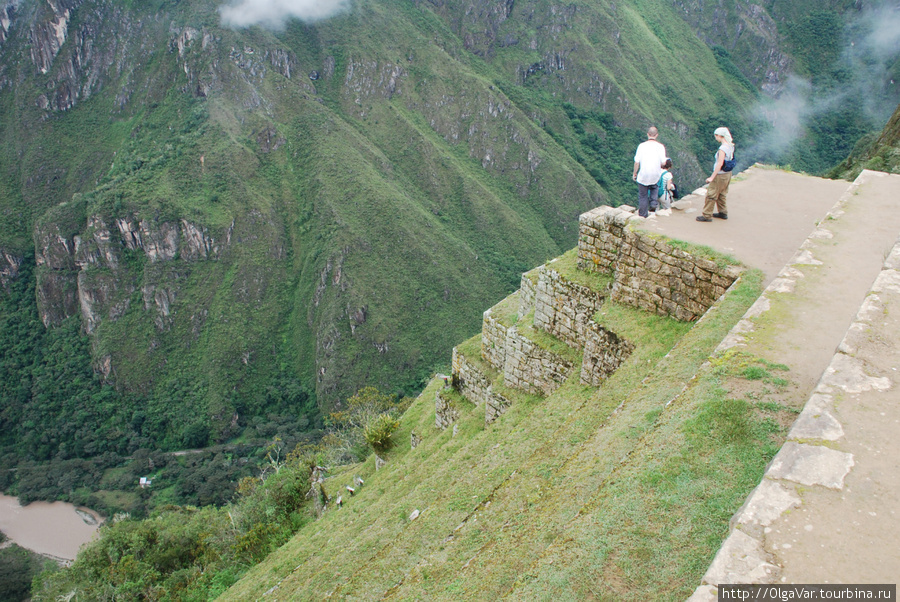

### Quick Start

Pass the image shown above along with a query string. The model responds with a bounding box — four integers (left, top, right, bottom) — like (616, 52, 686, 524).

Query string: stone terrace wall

(533, 266, 608, 349)
(581, 323, 636, 387)
(451, 346, 513, 424)
(578, 206, 741, 321)
(435, 389, 460, 430)
(481, 309, 574, 397)
(518, 271, 537, 319)
(481, 308, 509, 370)
(451, 347, 492, 407)
(485, 391, 511, 425)
(501, 327, 574, 396)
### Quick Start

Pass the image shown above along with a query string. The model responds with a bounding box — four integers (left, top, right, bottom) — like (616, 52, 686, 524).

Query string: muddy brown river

(0, 494, 102, 561)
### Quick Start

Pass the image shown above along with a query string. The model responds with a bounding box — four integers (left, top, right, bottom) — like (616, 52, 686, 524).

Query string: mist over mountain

(219, 0, 351, 29)
(0, 0, 897, 509)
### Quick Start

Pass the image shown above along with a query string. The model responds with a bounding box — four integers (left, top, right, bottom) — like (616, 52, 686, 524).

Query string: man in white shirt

(632, 127, 667, 218)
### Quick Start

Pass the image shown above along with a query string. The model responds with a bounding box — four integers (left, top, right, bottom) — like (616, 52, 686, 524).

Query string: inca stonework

(481, 309, 575, 397)
(441, 204, 741, 428)
(578, 206, 741, 321)
(434, 389, 461, 430)
(528, 265, 608, 348)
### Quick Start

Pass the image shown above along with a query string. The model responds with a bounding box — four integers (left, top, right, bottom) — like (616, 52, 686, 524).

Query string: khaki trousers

(703, 172, 731, 217)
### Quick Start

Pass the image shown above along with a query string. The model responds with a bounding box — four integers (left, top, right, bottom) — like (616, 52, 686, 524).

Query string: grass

(220, 269, 769, 601)
(657, 235, 742, 270)
(548, 248, 615, 292)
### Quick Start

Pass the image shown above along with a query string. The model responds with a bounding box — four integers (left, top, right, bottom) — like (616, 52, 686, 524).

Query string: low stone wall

(435, 389, 461, 430)
(481, 308, 509, 370)
(577, 206, 630, 273)
(451, 346, 491, 407)
(481, 309, 574, 397)
(533, 266, 607, 349)
(502, 327, 574, 396)
(580, 322, 635, 386)
(485, 389, 511, 424)
(450, 347, 514, 425)
(578, 206, 741, 321)
(518, 271, 537, 319)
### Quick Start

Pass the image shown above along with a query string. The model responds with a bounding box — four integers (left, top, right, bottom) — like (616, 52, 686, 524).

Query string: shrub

(363, 413, 400, 453)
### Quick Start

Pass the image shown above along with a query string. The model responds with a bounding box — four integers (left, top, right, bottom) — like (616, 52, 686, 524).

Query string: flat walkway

(641, 165, 849, 287)
(649, 169, 900, 595)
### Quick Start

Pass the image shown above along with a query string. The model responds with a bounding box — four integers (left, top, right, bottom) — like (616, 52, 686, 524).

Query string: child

(657, 158, 675, 216)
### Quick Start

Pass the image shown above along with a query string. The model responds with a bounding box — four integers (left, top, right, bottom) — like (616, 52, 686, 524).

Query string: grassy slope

(221, 267, 784, 600)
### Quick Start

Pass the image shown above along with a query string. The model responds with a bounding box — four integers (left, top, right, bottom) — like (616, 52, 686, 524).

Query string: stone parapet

(577, 205, 632, 273)
(578, 205, 740, 321)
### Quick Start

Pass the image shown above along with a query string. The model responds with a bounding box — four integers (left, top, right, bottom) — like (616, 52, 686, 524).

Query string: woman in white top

(696, 127, 735, 222)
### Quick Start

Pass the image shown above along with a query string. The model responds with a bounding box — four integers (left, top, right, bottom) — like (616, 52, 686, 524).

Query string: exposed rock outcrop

(34, 212, 222, 330)
(0, 249, 23, 288)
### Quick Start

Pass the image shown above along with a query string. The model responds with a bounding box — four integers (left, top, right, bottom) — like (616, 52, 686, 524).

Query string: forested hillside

(0, 0, 897, 515)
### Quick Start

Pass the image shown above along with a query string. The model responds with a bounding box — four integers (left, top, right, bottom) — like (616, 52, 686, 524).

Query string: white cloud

(219, 0, 351, 30)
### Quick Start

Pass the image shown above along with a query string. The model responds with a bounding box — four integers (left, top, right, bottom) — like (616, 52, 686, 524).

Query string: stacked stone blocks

(581, 323, 636, 387)
(450, 346, 493, 408)
(481, 308, 575, 397)
(578, 206, 740, 321)
(517, 271, 538, 319)
(532, 266, 607, 349)
(481, 308, 574, 397)
(449, 346, 511, 425)
(435, 389, 461, 430)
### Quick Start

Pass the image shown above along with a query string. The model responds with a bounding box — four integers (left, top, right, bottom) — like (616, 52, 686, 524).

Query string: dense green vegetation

(28, 387, 409, 602)
(215, 266, 777, 600)
(0, 259, 322, 516)
(0, 0, 757, 511)
(830, 100, 900, 178)
(0, 536, 49, 602)
(30, 451, 314, 601)
(750, 2, 900, 174)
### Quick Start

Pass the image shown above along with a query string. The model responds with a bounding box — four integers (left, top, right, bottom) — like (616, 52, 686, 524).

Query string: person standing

(696, 127, 735, 222)
(657, 158, 675, 215)
(632, 126, 667, 218)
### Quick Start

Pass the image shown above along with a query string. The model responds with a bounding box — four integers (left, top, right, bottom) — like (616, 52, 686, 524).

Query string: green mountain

(830, 101, 900, 178)
(0, 0, 896, 503)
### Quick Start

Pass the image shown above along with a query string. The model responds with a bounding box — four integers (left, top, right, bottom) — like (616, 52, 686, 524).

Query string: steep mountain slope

(0, 0, 876, 475)
(830, 100, 900, 178)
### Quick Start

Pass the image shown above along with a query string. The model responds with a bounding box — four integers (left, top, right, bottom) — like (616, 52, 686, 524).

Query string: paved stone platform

(658, 170, 900, 597)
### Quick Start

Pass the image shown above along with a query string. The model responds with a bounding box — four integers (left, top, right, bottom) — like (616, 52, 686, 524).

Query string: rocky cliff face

(35, 210, 223, 335)
(0, 247, 23, 289)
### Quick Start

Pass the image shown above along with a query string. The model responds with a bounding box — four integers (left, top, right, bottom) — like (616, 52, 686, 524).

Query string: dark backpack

(722, 154, 736, 172)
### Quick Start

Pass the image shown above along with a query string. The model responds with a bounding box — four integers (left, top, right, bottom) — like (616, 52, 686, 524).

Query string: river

(0, 494, 103, 561)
